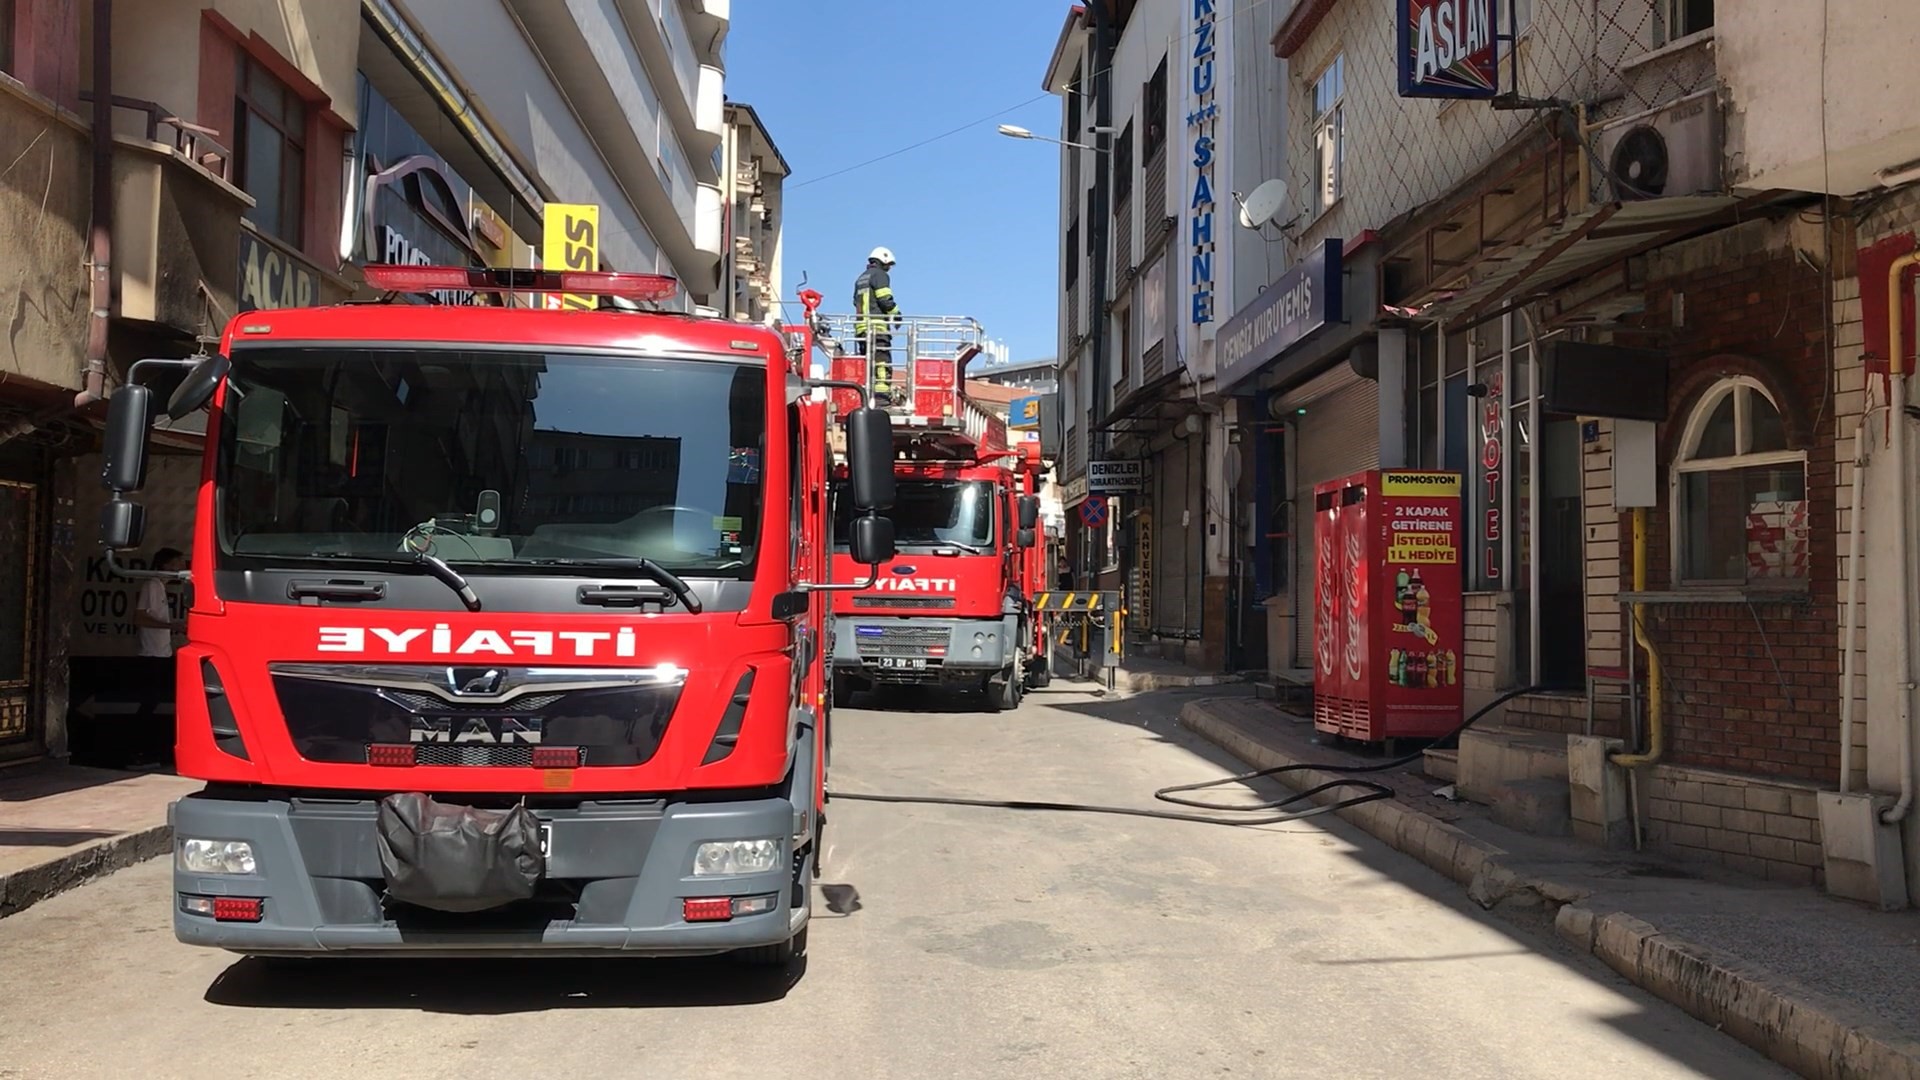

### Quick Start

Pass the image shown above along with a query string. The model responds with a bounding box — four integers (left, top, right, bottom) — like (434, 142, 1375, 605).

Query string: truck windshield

(215, 346, 768, 578)
(833, 478, 995, 552)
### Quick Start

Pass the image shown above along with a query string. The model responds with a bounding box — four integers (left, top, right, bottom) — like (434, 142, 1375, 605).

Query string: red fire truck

(796, 306, 1051, 711)
(94, 264, 899, 963)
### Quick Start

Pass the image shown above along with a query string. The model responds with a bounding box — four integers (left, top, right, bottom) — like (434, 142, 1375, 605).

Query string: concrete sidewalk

(1180, 694, 1920, 1080)
(0, 762, 200, 918)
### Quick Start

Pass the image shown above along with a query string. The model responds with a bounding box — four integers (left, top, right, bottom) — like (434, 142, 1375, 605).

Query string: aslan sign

(1396, 0, 1501, 100)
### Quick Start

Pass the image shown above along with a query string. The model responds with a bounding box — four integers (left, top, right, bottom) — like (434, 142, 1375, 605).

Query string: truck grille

(411, 745, 586, 768)
(852, 596, 955, 609)
(853, 625, 949, 658)
(268, 664, 685, 768)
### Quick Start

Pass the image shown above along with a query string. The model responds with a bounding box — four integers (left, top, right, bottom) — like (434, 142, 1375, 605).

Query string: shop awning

(1395, 193, 1771, 330)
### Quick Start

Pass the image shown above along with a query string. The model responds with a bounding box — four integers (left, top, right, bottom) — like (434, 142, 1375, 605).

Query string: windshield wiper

(513, 558, 704, 614)
(339, 551, 483, 611)
(906, 541, 990, 556)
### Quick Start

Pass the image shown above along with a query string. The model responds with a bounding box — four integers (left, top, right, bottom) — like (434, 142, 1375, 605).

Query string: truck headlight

(693, 838, 780, 876)
(178, 838, 257, 875)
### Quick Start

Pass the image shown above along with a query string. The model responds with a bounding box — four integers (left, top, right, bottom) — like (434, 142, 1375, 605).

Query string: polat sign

(1396, 0, 1501, 100)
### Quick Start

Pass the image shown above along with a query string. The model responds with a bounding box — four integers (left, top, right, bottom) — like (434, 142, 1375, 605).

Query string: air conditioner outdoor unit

(1592, 87, 1724, 203)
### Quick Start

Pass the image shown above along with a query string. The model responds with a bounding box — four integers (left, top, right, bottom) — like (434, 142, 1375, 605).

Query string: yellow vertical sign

(543, 203, 599, 311)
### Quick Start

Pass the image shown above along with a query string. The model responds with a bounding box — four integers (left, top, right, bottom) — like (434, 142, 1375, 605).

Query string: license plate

(539, 823, 552, 857)
(879, 657, 926, 669)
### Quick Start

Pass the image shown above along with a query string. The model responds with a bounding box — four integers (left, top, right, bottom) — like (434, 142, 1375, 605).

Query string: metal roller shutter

(1290, 378, 1379, 662)
(1151, 435, 1200, 639)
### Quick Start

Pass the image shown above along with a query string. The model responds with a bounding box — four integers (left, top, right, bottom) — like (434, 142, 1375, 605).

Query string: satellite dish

(1238, 178, 1289, 229)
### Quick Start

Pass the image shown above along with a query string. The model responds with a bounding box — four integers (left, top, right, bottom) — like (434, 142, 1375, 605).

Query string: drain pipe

(1610, 506, 1665, 768)
(77, 0, 114, 410)
(1879, 251, 1920, 825)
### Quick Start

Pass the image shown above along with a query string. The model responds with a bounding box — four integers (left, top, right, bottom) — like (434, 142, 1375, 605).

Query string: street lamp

(998, 124, 1105, 153)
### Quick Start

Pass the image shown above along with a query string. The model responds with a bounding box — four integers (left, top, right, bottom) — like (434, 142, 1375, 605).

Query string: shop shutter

(1289, 378, 1380, 663)
(1150, 435, 1196, 639)
(1178, 432, 1205, 637)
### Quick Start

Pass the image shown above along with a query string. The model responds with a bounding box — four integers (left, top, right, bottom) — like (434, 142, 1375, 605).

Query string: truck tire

(985, 666, 1020, 712)
(736, 925, 808, 968)
(831, 672, 855, 709)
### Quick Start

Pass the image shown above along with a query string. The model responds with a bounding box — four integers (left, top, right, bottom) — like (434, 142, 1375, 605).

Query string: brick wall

(1831, 268, 1870, 790)
(1623, 217, 1840, 785)
(1640, 764, 1826, 885)
(1464, 592, 1498, 692)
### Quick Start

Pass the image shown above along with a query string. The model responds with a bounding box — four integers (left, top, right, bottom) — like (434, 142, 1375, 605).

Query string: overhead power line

(786, 93, 1054, 192)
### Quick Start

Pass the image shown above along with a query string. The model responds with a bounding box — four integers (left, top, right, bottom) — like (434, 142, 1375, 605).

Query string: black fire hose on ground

(826, 685, 1546, 828)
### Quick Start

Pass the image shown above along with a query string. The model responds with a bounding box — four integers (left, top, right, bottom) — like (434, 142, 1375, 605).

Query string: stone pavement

(1181, 693, 1920, 1080)
(0, 761, 201, 918)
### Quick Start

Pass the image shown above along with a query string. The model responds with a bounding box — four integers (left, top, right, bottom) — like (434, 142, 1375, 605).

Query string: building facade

(387, 0, 730, 306)
(720, 101, 787, 323)
(1043, 0, 1255, 670)
(1044, 0, 1920, 907)
(0, 0, 734, 766)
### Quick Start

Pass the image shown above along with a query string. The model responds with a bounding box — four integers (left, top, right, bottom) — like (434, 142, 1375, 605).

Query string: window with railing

(1112, 120, 1134, 210)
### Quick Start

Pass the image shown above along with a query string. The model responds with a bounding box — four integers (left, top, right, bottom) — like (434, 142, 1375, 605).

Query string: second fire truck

(795, 300, 1053, 711)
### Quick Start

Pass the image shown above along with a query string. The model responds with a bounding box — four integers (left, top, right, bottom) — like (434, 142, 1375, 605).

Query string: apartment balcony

(733, 233, 759, 273)
(101, 99, 249, 337)
(694, 180, 724, 266)
(687, 0, 729, 67)
(695, 63, 725, 150)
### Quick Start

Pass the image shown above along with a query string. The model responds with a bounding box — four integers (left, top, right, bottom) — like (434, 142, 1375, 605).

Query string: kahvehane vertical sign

(1396, 0, 1501, 99)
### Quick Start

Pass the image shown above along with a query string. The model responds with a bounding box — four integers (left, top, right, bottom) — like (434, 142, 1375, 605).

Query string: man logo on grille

(445, 667, 504, 696)
(410, 715, 544, 744)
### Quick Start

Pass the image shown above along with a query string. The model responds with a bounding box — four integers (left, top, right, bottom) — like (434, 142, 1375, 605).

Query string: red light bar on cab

(361, 263, 679, 302)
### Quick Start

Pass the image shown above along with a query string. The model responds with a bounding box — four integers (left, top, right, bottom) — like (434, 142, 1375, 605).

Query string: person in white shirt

(133, 547, 186, 658)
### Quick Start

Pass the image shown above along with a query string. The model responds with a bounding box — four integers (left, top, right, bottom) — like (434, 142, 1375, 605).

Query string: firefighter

(852, 246, 902, 400)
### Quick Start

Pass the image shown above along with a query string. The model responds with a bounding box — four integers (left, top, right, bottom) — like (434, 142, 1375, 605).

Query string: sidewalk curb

(0, 824, 172, 920)
(1556, 906, 1920, 1080)
(1178, 697, 1920, 1080)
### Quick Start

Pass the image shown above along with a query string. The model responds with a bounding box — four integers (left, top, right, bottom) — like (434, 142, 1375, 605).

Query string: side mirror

(1018, 495, 1040, 530)
(849, 515, 896, 566)
(1017, 527, 1036, 549)
(99, 497, 146, 550)
(100, 384, 155, 492)
(166, 353, 231, 419)
(844, 405, 895, 511)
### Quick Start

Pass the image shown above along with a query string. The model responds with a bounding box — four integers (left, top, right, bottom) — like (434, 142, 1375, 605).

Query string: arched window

(1671, 376, 1808, 585)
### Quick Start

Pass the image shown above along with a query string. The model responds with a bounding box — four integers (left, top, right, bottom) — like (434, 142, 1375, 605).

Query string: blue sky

(725, 1, 1068, 364)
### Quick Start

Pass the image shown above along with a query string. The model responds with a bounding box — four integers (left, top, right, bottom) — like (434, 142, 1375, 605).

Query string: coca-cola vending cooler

(1311, 469, 1464, 743)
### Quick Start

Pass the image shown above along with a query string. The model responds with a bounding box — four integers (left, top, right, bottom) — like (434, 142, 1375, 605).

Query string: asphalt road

(0, 683, 1790, 1080)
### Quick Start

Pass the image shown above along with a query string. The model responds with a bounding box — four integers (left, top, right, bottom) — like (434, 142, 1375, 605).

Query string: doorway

(1537, 417, 1586, 689)
(0, 477, 39, 756)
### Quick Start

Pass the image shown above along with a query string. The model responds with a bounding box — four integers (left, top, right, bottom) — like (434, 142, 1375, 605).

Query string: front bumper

(168, 791, 807, 958)
(829, 614, 1018, 682)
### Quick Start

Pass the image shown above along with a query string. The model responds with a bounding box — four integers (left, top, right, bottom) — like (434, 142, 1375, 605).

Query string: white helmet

(868, 246, 896, 266)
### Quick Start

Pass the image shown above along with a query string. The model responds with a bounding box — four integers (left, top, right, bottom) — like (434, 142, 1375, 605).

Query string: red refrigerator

(1311, 469, 1464, 743)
